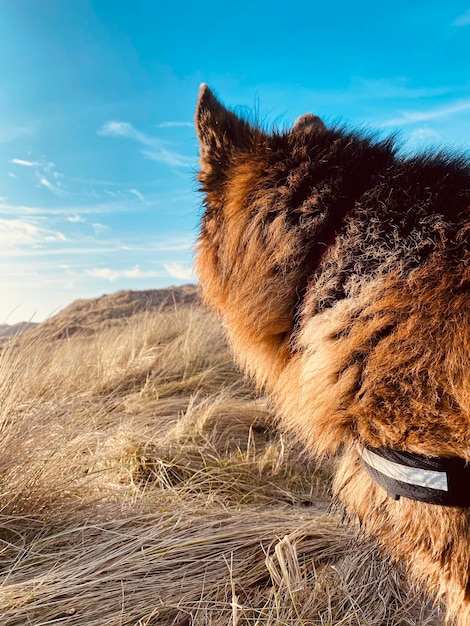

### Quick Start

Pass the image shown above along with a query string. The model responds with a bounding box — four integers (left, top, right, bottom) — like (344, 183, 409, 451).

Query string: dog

(195, 84, 470, 624)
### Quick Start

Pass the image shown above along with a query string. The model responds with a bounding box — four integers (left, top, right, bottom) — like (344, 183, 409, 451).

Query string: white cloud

(97, 120, 151, 145)
(38, 176, 53, 190)
(0, 199, 185, 219)
(87, 265, 160, 282)
(0, 219, 66, 249)
(10, 157, 66, 195)
(37, 174, 64, 195)
(164, 262, 195, 281)
(93, 223, 111, 238)
(8, 172, 16, 178)
(67, 214, 85, 223)
(0, 199, 130, 218)
(104, 189, 119, 199)
(408, 128, 440, 142)
(453, 10, 470, 26)
(128, 188, 144, 202)
(97, 120, 194, 168)
(381, 99, 470, 127)
(157, 121, 193, 128)
(141, 149, 194, 168)
(10, 158, 40, 167)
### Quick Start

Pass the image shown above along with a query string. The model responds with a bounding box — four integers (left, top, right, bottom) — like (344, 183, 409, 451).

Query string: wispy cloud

(98, 121, 151, 144)
(37, 175, 58, 193)
(92, 223, 112, 238)
(0, 219, 66, 249)
(11, 156, 66, 195)
(87, 265, 160, 281)
(67, 214, 85, 223)
(36, 173, 65, 196)
(141, 148, 193, 168)
(453, 10, 470, 26)
(408, 128, 441, 142)
(381, 99, 470, 127)
(128, 188, 144, 202)
(0, 199, 132, 218)
(97, 120, 194, 168)
(164, 262, 195, 281)
(10, 158, 40, 167)
(157, 121, 193, 128)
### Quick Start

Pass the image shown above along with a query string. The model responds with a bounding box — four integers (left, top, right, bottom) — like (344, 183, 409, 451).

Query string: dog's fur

(195, 84, 470, 623)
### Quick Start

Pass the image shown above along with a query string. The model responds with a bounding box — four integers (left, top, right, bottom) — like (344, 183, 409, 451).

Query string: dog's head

(195, 85, 329, 384)
(195, 84, 326, 312)
(194, 84, 390, 386)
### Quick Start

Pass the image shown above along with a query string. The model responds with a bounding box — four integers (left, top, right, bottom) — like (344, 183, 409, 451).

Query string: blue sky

(0, 1, 469, 322)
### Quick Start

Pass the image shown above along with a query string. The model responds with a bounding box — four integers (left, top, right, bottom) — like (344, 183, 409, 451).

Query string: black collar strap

(358, 445, 470, 507)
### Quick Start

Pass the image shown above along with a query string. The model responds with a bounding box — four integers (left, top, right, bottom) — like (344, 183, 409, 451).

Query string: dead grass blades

(0, 302, 444, 624)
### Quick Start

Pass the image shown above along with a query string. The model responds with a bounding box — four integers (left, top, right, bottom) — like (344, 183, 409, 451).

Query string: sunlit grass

(0, 302, 443, 625)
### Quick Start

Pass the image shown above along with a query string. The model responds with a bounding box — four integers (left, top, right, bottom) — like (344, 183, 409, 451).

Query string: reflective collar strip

(359, 446, 449, 492)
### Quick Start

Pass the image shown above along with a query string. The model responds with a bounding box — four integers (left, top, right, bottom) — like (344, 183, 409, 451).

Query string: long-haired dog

(195, 84, 470, 624)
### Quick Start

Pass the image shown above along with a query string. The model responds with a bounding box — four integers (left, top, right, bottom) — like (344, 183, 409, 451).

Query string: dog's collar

(359, 445, 470, 507)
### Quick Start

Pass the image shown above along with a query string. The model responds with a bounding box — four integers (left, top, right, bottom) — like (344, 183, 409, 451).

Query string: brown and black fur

(195, 84, 470, 623)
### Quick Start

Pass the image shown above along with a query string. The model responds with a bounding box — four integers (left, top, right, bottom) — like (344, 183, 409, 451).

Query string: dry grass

(0, 301, 444, 625)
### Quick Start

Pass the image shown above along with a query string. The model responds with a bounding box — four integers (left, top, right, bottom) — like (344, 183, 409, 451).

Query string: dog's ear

(195, 84, 256, 176)
(292, 113, 326, 133)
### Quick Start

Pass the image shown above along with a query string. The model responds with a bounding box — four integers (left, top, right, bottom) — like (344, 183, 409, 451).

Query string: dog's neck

(359, 445, 470, 507)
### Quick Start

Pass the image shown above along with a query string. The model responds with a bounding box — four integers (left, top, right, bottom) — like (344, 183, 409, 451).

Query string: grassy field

(0, 295, 444, 625)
